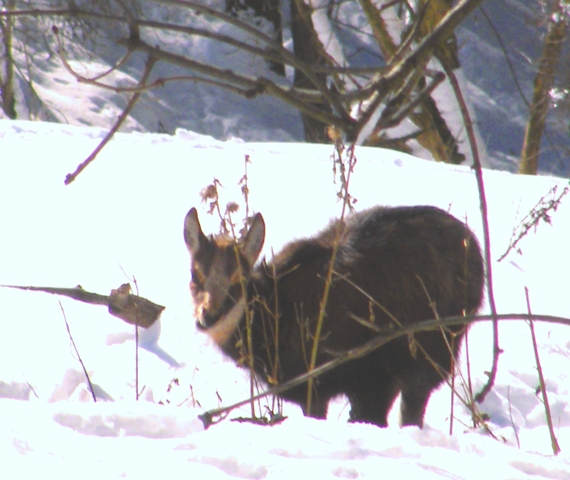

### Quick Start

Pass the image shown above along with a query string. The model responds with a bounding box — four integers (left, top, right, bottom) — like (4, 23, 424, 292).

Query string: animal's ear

(241, 213, 265, 265)
(184, 208, 206, 255)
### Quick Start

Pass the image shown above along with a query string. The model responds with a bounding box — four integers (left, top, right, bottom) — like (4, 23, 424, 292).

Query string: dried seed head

(200, 184, 218, 202)
(226, 202, 239, 214)
(327, 125, 342, 142)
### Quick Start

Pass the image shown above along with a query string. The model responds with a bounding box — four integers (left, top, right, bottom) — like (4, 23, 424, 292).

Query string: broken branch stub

(1, 283, 165, 328)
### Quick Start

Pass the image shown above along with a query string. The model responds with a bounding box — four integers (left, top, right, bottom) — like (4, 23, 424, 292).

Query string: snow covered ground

(0, 120, 569, 478)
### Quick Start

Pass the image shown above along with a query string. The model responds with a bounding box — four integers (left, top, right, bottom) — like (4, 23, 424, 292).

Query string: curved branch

(199, 312, 570, 428)
(443, 63, 499, 404)
(154, 0, 352, 122)
(59, 43, 251, 97)
(64, 54, 157, 185)
(136, 18, 287, 70)
(125, 38, 354, 132)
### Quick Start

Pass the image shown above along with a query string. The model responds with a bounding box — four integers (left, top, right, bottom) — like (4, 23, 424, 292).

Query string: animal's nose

(195, 292, 219, 326)
(196, 310, 218, 329)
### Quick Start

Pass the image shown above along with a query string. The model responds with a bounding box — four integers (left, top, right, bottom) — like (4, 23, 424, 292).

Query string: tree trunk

(0, 0, 17, 119)
(519, 2, 567, 175)
(290, 0, 331, 143)
(226, 0, 285, 75)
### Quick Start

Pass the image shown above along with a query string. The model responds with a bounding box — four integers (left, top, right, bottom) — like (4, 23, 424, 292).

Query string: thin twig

(117, 267, 143, 401)
(63, 53, 157, 185)
(443, 65, 500, 404)
(374, 71, 445, 130)
(132, 277, 140, 401)
(507, 387, 521, 449)
(59, 301, 96, 402)
(450, 357, 456, 435)
(525, 287, 560, 455)
(23, 376, 39, 399)
(305, 142, 356, 415)
(498, 185, 568, 262)
(463, 329, 475, 426)
(135, 322, 140, 400)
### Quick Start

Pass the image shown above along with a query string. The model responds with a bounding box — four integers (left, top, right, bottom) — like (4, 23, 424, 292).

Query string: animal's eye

(191, 268, 205, 286)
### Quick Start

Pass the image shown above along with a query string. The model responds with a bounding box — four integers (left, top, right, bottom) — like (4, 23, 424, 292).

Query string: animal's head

(183, 208, 265, 331)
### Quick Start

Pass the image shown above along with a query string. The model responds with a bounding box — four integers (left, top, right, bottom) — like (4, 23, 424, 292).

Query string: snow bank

(0, 120, 569, 478)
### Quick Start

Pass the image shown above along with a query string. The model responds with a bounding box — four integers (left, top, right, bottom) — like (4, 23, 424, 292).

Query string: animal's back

(336, 205, 483, 322)
(262, 206, 484, 426)
(272, 205, 482, 337)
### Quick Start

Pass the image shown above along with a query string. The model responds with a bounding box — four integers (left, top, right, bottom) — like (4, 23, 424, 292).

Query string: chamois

(184, 205, 484, 427)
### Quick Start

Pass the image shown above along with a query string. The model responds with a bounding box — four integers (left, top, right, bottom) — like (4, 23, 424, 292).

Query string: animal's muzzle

(194, 302, 219, 329)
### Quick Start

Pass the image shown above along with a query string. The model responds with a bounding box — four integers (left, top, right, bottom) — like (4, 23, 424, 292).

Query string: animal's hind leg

(347, 381, 399, 427)
(400, 334, 458, 427)
(302, 396, 329, 419)
(399, 371, 444, 427)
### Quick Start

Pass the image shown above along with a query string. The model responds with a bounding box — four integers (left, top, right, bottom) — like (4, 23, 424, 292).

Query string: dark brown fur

(184, 206, 484, 427)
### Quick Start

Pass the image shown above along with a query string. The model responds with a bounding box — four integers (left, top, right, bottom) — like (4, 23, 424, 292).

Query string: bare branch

(154, 0, 352, 122)
(59, 301, 97, 402)
(525, 288, 561, 455)
(199, 312, 570, 428)
(442, 62, 500, 404)
(383, 0, 483, 88)
(374, 70, 445, 130)
(64, 52, 156, 185)
(2, 283, 165, 329)
(0, 0, 489, 155)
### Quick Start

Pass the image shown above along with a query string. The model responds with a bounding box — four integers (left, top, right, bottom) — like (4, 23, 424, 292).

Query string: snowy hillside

(2, 1, 569, 175)
(0, 120, 569, 478)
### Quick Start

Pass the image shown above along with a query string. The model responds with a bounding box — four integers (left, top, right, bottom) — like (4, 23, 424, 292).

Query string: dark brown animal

(184, 206, 484, 427)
